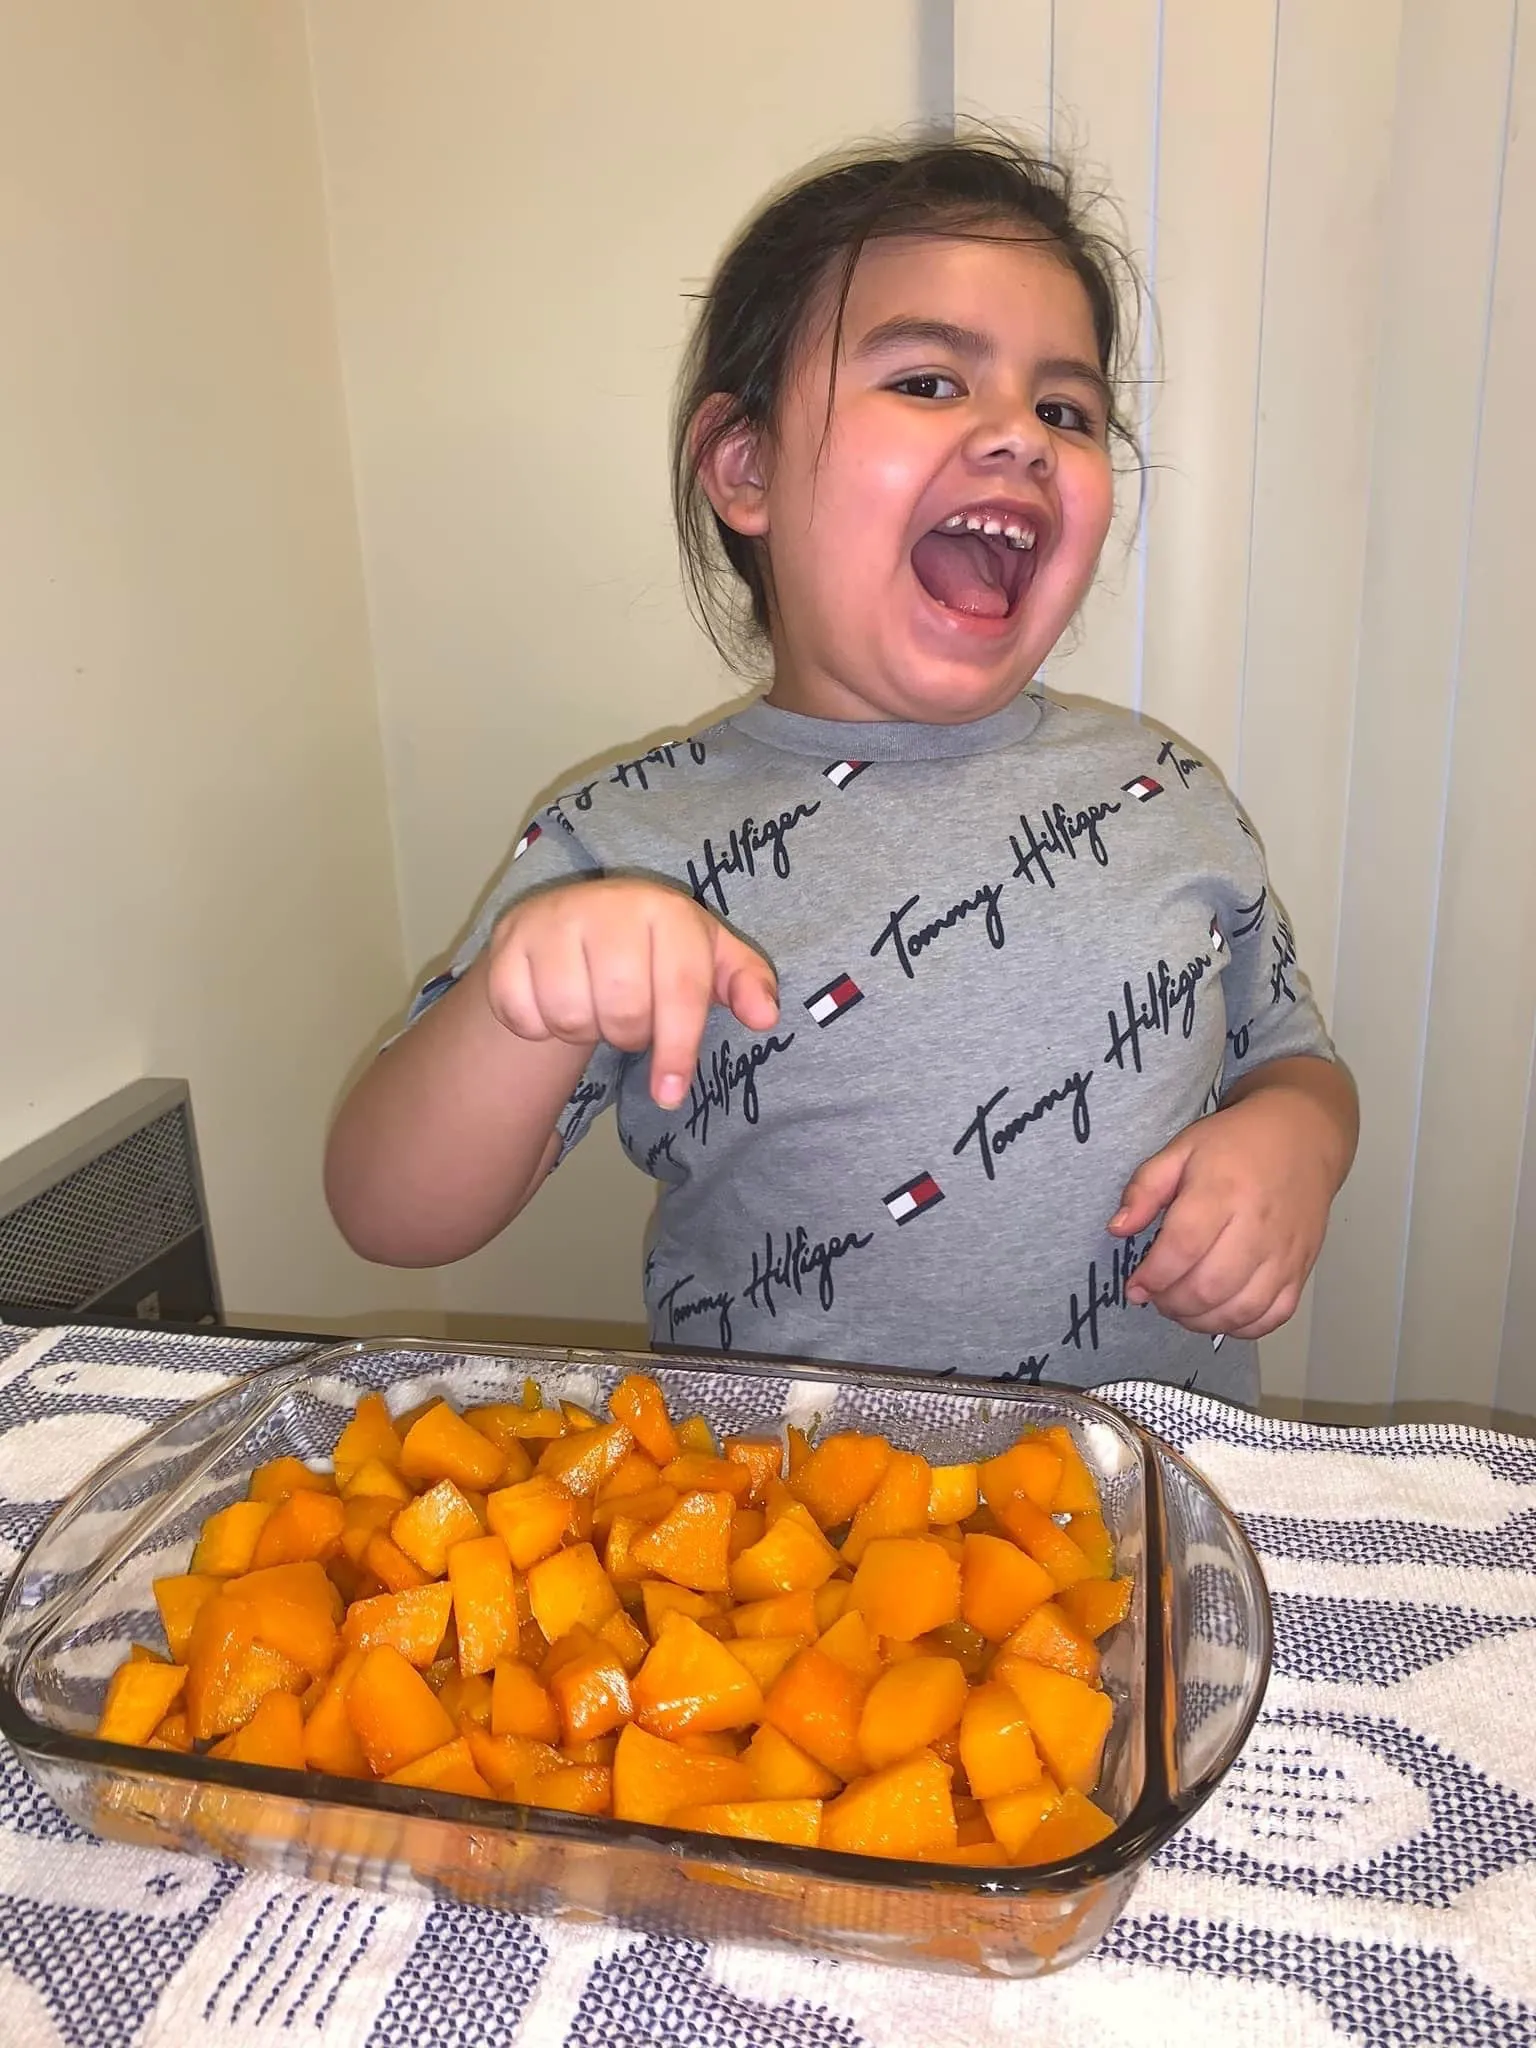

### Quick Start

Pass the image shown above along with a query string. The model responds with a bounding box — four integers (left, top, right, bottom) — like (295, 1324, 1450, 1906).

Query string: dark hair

(672, 127, 1144, 668)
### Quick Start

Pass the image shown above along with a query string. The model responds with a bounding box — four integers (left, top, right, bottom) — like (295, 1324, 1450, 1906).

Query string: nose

(962, 394, 1055, 477)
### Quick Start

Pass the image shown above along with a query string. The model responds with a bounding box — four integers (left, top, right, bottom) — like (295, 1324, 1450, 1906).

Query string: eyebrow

(852, 317, 1112, 408)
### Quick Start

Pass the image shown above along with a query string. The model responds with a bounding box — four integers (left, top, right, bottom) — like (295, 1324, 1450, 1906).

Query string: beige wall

(0, 3, 417, 1328)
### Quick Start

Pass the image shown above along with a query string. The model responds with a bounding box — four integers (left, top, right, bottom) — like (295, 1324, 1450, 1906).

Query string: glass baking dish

(0, 1338, 1271, 1978)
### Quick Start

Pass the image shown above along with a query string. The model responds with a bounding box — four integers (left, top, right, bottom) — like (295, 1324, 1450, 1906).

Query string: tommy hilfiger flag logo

(824, 760, 870, 789)
(1122, 775, 1163, 803)
(1209, 916, 1226, 952)
(884, 1171, 945, 1224)
(513, 822, 542, 859)
(804, 974, 864, 1026)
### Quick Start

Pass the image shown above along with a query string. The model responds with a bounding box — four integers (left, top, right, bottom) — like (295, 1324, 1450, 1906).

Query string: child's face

(715, 231, 1115, 724)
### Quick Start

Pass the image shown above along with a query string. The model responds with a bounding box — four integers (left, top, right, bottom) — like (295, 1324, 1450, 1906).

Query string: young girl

(325, 134, 1357, 1407)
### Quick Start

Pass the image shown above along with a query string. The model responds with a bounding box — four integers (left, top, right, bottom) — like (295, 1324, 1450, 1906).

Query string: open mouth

(910, 506, 1042, 620)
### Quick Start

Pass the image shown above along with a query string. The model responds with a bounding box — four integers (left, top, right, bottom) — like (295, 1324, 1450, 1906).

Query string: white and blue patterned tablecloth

(1, 1321, 1534, 2048)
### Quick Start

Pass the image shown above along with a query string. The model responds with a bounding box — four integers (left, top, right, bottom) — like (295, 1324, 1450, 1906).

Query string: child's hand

(486, 878, 780, 1110)
(1106, 1061, 1355, 1339)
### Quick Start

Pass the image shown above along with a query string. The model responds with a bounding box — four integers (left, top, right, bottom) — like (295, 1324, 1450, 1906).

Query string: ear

(692, 396, 771, 538)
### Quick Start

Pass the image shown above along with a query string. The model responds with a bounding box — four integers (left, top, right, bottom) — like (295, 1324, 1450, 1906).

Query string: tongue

(910, 529, 1012, 618)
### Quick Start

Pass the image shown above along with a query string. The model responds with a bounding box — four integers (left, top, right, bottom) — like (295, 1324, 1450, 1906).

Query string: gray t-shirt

(411, 692, 1335, 1406)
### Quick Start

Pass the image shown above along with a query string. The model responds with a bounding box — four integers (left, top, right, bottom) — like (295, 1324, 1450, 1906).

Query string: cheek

(1060, 454, 1116, 564)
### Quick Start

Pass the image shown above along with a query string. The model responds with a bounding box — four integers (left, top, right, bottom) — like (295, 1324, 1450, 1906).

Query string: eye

(889, 371, 964, 401)
(1037, 398, 1097, 435)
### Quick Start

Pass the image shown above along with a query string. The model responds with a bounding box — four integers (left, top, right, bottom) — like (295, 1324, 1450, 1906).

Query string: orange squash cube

(989, 1494, 1095, 1591)
(346, 1643, 456, 1776)
(340, 1494, 400, 1564)
(821, 1749, 957, 1860)
(525, 1541, 620, 1643)
(593, 1483, 679, 1540)
(399, 1401, 508, 1492)
(813, 1580, 852, 1632)
(996, 1658, 1113, 1793)
(250, 1489, 346, 1569)
(390, 1478, 483, 1577)
(722, 1435, 783, 1505)
(858, 1657, 967, 1771)
(983, 1778, 1062, 1857)
(841, 1451, 932, 1566)
(674, 1798, 822, 1847)
(631, 1489, 735, 1594)
(148, 1711, 192, 1753)
(96, 1660, 188, 1746)
(464, 1727, 564, 1798)
(333, 1391, 404, 1487)
(609, 1374, 682, 1465)
(632, 1614, 764, 1737)
(675, 1414, 716, 1455)
(341, 1583, 454, 1668)
(249, 1456, 335, 1504)
(491, 1657, 561, 1742)
(192, 1499, 275, 1575)
(185, 1595, 307, 1740)
(1057, 1576, 1133, 1640)
(728, 1508, 767, 1559)
(792, 1432, 892, 1529)
(153, 1572, 222, 1663)
(723, 1634, 808, 1694)
(222, 1560, 341, 1677)
(538, 1420, 635, 1498)
(547, 1640, 633, 1745)
(385, 1734, 494, 1798)
(597, 1607, 650, 1675)
(744, 1722, 841, 1800)
(659, 1453, 752, 1503)
(342, 1456, 413, 1505)
(461, 1405, 537, 1481)
(730, 1589, 818, 1640)
(1063, 1510, 1116, 1579)
(1002, 1601, 1101, 1685)
(364, 1531, 429, 1592)
(916, 1618, 990, 1677)
(1041, 1425, 1102, 1514)
(639, 1582, 726, 1636)
(978, 1437, 1063, 1513)
(762, 1646, 867, 1782)
(848, 1537, 960, 1640)
(1018, 1786, 1117, 1863)
(927, 1462, 980, 1525)
(594, 1449, 662, 1506)
(961, 1532, 1055, 1641)
(959, 1678, 1044, 1800)
(528, 1762, 611, 1815)
(304, 1650, 370, 1776)
(225, 1690, 305, 1769)
(729, 1503, 840, 1601)
(611, 1723, 752, 1824)
(484, 1476, 575, 1569)
(815, 1609, 883, 1683)
(445, 1533, 517, 1676)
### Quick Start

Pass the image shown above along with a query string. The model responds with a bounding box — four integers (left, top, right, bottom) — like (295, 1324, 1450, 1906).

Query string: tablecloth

(1, 1318, 1533, 2048)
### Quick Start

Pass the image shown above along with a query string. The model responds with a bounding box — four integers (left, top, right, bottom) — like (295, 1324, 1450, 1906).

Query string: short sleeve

(398, 806, 627, 1165)
(1218, 806, 1336, 1093)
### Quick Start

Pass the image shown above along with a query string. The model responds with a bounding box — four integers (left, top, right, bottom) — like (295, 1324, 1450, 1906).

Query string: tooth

(965, 515, 984, 532)
(1003, 523, 1024, 543)
(982, 518, 1004, 536)
(943, 514, 965, 530)
(1021, 531, 1036, 550)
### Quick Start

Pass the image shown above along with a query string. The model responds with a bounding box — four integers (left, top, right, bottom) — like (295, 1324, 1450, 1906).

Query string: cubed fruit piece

(594, 1486, 679, 1542)
(611, 1723, 752, 1824)
(961, 1532, 1055, 1641)
(821, 1750, 957, 1860)
(609, 1374, 682, 1465)
(346, 1644, 457, 1776)
(959, 1679, 1043, 1800)
(815, 1610, 883, 1683)
(730, 1589, 818, 1639)
(597, 1608, 650, 1675)
(148, 1712, 192, 1753)
(153, 1572, 222, 1663)
(559, 1399, 600, 1430)
(660, 1453, 752, 1503)
(1041, 1425, 1102, 1514)
(226, 1690, 306, 1769)
(674, 1799, 822, 1847)
(1002, 1601, 1101, 1685)
(528, 1763, 611, 1815)
(461, 1406, 536, 1481)
(989, 1495, 1095, 1592)
(249, 1457, 335, 1504)
(639, 1583, 726, 1636)
(464, 1727, 564, 1799)
(304, 1650, 370, 1777)
(728, 1509, 767, 1559)
(675, 1730, 741, 1758)
(185, 1594, 307, 1740)
(390, 1479, 483, 1578)
(386, 1734, 494, 1797)
(632, 1615, 763, 1738)
(841, 1452, 932, 1566)
(792, 1433, 892, 1529)
(927, 1462, 980, 1525)
(561, 1735, 618, 1766)
(333, 1392, 404, 1487)
(192, 1500, 275, 1575)
(1063, 1510, 1116, 1579)
(996, 1658, 1113, 1793)
(594, 1450, 662, 1506)
(484, 1477, 575, 1570)
(723, 1634, 808, 1693)
(341, 1583, 454, 1668)
(1057, 1576, 1133, 1640)
(849, 1537, 960, 1640)
(364, 1531, 429, 1592)
(729, 1503, 840, 1600)
(399, 1401, 508, 1492)
(762, 1646, 867, 1782)
(526, 1542, 620, 1642)
(599, 1512, 645, 1589)
(916, 1618, 990, 1677)
(676, 1415, 716, 1456)
(813, 1580, 851, 1632)
(547, 1639, 633, 1745)
(631, 1490, 735, 1594)
(978, 1437, 1063, 1513)
(744, 1723, 841, 1800)
(1018, 1786, 1117, 1863)
(447, 1533, 518, 1677)
(342, 1457, 413, 1505)
(983, 1779, 1062, 1857)
(341, 1495, 401, 1565)
(96, 1660, 188, 1746)
(222, 1560, 341, 1676)
(251, 1490, 346, 1569)
(858, 1657, 967, 1771)
(538, 1420, 634, 1498)
(722, 1435, 783, 1505)
(491, 1658, 561, 1743)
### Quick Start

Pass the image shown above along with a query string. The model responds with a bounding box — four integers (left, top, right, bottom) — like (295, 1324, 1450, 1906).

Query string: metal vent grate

(0, 1082, 217, 1318)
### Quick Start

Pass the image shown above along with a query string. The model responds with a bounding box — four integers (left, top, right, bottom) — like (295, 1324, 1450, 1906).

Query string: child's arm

(325, 878, 778, 1268)
(1108, 1052, 1357, 1338)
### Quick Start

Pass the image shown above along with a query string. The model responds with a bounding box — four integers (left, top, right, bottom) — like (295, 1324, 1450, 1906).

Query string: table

(2, 1319, 1534, 2048)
